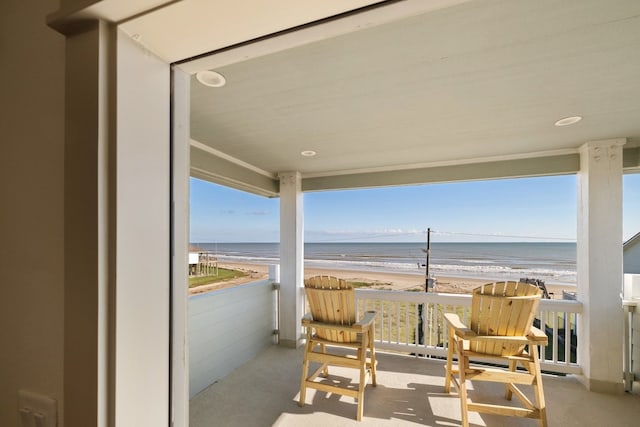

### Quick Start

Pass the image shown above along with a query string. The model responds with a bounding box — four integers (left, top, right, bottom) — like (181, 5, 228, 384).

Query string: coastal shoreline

(189, 261, 577, 298)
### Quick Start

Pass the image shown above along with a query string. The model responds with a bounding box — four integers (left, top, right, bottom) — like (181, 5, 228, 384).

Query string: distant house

(189, 245, 202, 266)
(189, 245, 218, 276)
(624, 232, 640, 274)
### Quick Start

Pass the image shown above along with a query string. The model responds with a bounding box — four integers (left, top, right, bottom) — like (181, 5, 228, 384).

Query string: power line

(309, 230, 424, 242)
(308, 229, 575, 242)
(433, 230, 575, 241)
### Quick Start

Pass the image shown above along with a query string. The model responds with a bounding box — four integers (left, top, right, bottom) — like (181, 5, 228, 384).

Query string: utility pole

(422, 228, 433, 292)
(418, 227, 432, 347)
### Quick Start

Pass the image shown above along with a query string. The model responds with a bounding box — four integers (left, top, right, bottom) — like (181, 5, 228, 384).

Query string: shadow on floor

(190, 345, 640, 427)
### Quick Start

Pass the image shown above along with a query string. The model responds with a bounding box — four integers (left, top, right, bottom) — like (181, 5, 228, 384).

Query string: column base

(279, 338, 303, 348)
(575, 375, 625, 394)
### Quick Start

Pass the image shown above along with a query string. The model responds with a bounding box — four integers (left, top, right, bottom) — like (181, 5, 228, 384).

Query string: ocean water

(193, 242, 577, 285)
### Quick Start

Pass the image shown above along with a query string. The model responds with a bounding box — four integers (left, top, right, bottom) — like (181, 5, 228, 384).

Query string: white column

(115, 29, 171, 425)
(577, 138, 626, 393)
(278, 172, 304, 347)
(171, 66, 191, 427)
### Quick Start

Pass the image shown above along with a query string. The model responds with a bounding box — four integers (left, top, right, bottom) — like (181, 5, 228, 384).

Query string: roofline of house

(624, 232, 640, 248)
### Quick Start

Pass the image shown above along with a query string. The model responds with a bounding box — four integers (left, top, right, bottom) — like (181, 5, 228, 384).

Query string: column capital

(579, 139, 626, 162)
(579, 138, 626, 150)
(278, 171, 302, 186)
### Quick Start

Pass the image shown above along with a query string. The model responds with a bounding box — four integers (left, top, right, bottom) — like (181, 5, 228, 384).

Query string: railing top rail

(355, 288, 472, 305)
(189, 278, 275, 301)
(354, 288, 583, 312)
(539, 298, 583, 312)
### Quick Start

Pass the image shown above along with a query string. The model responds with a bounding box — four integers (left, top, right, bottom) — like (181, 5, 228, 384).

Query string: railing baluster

(551, 310, 555, 363)
(384, 300, 389, 343)
(565, 312, 572, 366)
(394, 301, 398, 343)
(552, 309, 558, 364)
(414, 302, 420, 351)
(428, 303, 435, 347)
(351, 289, 582, 374)
(406, 302, 410, 349)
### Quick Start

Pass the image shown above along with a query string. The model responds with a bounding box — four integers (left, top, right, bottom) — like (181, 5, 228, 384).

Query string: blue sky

(190, 174, 640, 243)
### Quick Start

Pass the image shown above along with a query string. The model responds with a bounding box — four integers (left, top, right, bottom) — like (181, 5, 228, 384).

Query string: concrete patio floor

(190, 345, 640, 427)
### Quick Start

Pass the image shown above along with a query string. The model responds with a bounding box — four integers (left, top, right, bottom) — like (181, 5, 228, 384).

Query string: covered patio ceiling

(122, 0, 640, 196)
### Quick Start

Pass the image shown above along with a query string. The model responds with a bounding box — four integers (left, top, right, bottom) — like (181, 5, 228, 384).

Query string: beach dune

(190, 261, 576, 298)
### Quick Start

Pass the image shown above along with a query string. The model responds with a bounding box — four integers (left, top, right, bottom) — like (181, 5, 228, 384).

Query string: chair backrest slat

(304, 276, 358, 342)
(470, 281, 542, 356)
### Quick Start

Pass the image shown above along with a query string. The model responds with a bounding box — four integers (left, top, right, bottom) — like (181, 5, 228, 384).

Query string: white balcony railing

(190, 279, 584, 400)
(354, 288, 582, 374)
(189, 279, 278, 398)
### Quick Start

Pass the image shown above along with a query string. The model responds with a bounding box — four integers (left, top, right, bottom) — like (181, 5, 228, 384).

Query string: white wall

(189, 253, 199, 265)
(189, 281, 277, 398)
(0, 1, 65, 425)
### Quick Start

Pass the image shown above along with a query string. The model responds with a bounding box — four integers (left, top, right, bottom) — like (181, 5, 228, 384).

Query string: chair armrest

(444, 313, 549, 345)
(468, 335, 537, 345)
(527, 326, 549, 344)
(301, 312, 314, 326)
(463, 330, 548, 345)
(443, 313, 476, 339)
(354, 310, 377, 329)
(301, 310, 376, 332)
(302, 320, 368, 334)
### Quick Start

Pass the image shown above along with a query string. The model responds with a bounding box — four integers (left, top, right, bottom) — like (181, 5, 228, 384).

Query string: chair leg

(369, 329, 377, 387)
(299, 338, 313, 407)
(444, 327, 455, 393)
(531, 345, 548, 427)
(457, 340, 469, 427)
(320, 343, 329, 377)
(354, 337, 369, 421)
(357, 359, 366, 421)
(505, 359, 517, 400)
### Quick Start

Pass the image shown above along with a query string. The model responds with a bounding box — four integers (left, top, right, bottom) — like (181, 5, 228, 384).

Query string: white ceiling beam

(176, 0, 471, 73)
(302, 154, 582, 192)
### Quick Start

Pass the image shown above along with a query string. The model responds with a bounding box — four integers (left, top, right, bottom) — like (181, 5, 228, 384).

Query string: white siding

(189, 252, 199, 265)
(189, 280, 277, 398)
(624, 240, 640, 274)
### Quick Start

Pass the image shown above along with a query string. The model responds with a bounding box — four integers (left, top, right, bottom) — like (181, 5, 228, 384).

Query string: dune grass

(346, 280, 394, 290)
(189, 268, 246, 288)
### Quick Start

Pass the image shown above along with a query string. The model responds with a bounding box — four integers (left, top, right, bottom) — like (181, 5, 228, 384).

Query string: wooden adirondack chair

(299, 276, 377, 421)
(444, 281, 548, 427)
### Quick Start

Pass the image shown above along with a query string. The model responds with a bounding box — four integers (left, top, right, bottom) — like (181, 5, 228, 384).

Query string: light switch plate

(18, 390, 57, 427)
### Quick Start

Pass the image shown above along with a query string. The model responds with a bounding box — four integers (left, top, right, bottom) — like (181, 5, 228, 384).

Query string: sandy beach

(189, 261, 576, 298)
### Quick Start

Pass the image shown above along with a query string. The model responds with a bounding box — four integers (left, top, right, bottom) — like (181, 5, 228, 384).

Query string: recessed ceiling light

(301, 150, 317, 157)
(196, 70, 226, 88)
(554, 116, 582, 126)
